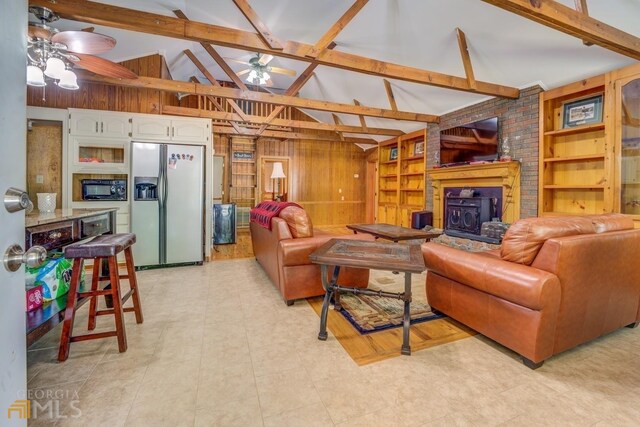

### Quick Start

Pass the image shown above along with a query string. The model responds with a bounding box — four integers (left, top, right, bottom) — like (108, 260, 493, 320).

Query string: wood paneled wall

(26, 121, 62, 209)
(27, 54, 172, 114)
(213, 122, 368, 226)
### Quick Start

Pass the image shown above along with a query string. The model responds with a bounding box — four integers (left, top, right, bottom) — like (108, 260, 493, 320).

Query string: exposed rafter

(573, 0, 593, 46)
(188, 76, 243, 134)
(383, 79, 398, 111)
(29, 0, 520, 98)
(162, 105, 404, 137)
(353, 99, 368, 132)
(212, 125, 374, 143)
(231, 0, 283, 50)
(305, 0, 369, 58)
(74, 72, 439, 122)
(332, 114, 346, 141)
(456, 28, 477, 90)
(482, 0, 640, 60)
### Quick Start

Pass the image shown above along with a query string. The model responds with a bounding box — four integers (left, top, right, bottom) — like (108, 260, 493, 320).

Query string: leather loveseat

(250, 204, 372, 305)
(422, 213, 640, 368)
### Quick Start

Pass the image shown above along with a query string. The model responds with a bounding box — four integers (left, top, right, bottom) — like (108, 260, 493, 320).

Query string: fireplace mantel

(427, 161, 521, 227)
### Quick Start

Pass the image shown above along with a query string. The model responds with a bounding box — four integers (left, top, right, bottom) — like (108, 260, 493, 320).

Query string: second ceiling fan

(226, 53, 296, 86)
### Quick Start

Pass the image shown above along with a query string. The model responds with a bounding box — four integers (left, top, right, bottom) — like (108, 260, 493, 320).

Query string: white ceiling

(42, 0, 640, 138)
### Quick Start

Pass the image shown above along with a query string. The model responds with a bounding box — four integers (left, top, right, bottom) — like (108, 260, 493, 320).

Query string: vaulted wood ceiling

(28, 0, 640, 143)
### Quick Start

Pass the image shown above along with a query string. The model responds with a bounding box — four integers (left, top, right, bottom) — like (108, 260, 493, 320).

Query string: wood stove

(445, 196, 494, 238)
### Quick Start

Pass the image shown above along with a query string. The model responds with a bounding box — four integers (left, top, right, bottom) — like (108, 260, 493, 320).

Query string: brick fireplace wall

(426, 85, 543, 219)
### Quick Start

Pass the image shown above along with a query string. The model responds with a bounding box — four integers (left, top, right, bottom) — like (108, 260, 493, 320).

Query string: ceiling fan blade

(28, 23, 54, 40)
(69, 53, 138, 79)
(268, 66, 297, 77)
(236, 68, 251, 76)
(258, 54, 274, 66)
(52, 31, 116, 54)
(224, 58, 252, 66)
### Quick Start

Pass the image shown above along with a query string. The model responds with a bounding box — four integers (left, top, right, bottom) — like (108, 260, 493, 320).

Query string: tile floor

(26, 259, 640, 426)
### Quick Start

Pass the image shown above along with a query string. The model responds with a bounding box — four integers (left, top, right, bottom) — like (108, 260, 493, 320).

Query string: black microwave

(81, 179, 127, 201)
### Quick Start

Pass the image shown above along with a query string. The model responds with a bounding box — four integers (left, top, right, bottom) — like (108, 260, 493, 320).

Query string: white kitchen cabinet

(131, 115, 210, 144)
(70, 137, 129, 173)
(69, 109, 130, 138)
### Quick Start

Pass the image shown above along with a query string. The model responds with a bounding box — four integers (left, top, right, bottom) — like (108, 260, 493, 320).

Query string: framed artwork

(562, 94, 603, 128)
(413, 141, 425, 156)
(389, 147, 398, 161)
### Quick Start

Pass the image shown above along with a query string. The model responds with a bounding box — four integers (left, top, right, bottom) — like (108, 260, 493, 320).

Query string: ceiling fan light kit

(26, 6, 137, 91)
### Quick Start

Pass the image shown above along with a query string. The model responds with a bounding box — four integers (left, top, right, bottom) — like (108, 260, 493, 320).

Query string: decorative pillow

(500, 216, 595, 265)
(278, 206, 313, 238)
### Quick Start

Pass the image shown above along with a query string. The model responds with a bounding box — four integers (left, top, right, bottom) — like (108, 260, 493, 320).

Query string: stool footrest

(78, 290, 112, 298)
(70, 331, 118, 342)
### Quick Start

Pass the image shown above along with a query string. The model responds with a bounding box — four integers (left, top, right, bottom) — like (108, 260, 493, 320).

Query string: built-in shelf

(543, 184, 605, 189)
(379, 189, 398, 192)
(402, 155, 424, 161)
(380, 160, 398, 165)
(231, 185, 256, 189)
(399, 204, 423, 209)
(400, 189, 423, 192)
(400, 172, 424, 176)
(543, 154, 605, 163)
(543, 122, 605, 137)
(232, 160, 255, 164)
(233, 173, 257, 176)
(380, 174, 398, 178)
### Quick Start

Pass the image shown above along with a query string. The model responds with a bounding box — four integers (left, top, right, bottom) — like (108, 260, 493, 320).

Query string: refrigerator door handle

(158, 156, 166, 208)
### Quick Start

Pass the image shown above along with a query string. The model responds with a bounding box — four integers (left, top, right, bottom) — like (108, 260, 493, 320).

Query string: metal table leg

(318, 265, 340, 341)
(401, 271, 412, 355)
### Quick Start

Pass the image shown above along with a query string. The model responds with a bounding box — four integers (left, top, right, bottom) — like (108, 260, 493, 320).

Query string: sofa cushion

(279, 206, 313, 238)
(500, 216, 595, 265)
(589, 213, 634, 233)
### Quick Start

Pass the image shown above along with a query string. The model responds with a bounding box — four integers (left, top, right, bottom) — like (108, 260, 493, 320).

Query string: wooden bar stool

(58, 233, 144, 362)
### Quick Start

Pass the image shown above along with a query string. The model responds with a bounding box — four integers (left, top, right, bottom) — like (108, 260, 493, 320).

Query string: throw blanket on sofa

(250, 201, 303, 230)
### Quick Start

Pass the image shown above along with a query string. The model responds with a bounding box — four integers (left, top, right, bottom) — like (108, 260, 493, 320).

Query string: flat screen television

(439, 117, 499, 166)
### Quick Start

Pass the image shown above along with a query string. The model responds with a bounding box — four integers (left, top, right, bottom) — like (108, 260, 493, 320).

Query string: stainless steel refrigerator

(131, 142, 204, 268)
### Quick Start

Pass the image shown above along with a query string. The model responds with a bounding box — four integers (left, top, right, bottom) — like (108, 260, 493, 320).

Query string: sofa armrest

(280, 233, 375, 267)
(422, 242, 560, 310)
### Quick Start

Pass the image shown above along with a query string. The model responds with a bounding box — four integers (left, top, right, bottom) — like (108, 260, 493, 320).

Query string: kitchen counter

(26, 207, 118, 228)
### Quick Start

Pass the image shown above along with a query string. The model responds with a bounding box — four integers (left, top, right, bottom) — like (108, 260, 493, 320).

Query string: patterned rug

(337, 270, 442, 334)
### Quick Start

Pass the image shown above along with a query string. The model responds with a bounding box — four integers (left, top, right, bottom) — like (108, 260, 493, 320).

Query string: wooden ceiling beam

(255, 42, 337, 136)
(332, 114, 346, 141)
(74, 72, 439, 122)
(31, 0, 520, 98)
(231, 0, 283, 50)
(189, 76, 243, 134)
(212, 124, 374, 143)
(183, 49, 250, 123)
(306, 0, 369, 58)
(162, 105, 404, 136)
(456, 28, 477, 90)
(573, 0, 593, 46)
(353, 99, 368, 132)
(173, 10, 250, 92)
(482, 0, 640, 60)
(383, 79, 398, 111)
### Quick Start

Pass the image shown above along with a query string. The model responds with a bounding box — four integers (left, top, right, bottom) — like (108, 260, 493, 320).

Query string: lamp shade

(44, 57, 66, 79)
(270, 162, 286, 179)
(27, 65, 46, 87)
(58, 69, 79, 90)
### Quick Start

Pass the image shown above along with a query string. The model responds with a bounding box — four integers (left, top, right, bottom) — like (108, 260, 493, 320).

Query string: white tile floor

(26, 259, 640, 426)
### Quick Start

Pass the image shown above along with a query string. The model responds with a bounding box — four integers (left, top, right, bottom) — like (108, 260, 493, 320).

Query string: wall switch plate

(36, 175, 44, 184)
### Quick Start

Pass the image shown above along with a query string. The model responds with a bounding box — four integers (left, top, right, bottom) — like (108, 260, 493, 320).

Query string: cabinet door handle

(95, 122, 99, 133)
(166, 126, 170, 136)
(101, 122, 104, 133)
(171, 127, 175, 137)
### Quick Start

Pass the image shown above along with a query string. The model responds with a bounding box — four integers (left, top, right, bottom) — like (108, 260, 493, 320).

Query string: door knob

(4, 187, 33, 213)
(4, 244, 47, 272)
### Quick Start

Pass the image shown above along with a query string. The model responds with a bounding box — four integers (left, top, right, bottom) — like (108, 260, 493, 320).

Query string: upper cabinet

(69, 109, 130, 138)
(131, 116, 210, 144)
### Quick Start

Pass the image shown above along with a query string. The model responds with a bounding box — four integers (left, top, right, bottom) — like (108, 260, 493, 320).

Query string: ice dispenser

(134, 177, 158, 201)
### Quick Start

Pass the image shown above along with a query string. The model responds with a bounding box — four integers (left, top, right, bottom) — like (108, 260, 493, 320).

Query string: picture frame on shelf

(389, 147, 398, 161)
(562, 94, 603, 128)
(413, 141, 425, 156)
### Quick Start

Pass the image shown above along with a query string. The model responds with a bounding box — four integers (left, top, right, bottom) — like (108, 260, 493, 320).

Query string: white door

(131, 116, 171, 141)
(1, 1, 28, 425)
(100, 112, 130, 138)
(166, 144, 204, 264)
(69, 109, 100, 136)
(212, 156, 224, 204)
(171, 119, 209, 143)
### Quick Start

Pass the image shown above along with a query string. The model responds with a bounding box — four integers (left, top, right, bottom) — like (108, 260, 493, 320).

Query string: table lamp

(271, 162, 286, 201)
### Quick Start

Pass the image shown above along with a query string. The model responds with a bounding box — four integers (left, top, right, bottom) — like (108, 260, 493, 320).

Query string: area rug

(307, 269, 475, 365)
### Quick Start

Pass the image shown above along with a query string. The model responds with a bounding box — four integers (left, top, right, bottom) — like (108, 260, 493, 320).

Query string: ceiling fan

(26, 6, 137, 90)
(225, 53, 296, 86)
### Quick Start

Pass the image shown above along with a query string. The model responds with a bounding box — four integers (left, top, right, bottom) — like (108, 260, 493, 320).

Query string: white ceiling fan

(225, 53, 296, 86)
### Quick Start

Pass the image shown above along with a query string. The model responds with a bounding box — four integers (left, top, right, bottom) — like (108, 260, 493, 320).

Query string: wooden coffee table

(309, 239, 425, 355)
(346, 223, 441, 243)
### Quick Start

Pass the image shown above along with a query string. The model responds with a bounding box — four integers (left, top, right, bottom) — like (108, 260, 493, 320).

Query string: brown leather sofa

(422, 214, 640, 368)
(250, 205, 372, 305)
